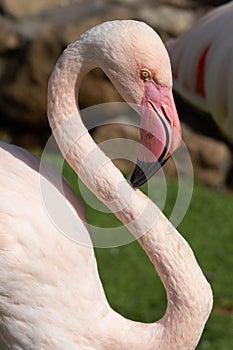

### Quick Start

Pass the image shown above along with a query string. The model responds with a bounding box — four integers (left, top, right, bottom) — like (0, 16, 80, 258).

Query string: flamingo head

(130, 69, 182, 187)
(98, 21, 182, 187)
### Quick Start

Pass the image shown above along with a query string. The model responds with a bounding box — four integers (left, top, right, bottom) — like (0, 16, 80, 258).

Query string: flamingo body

(0, 142, 107, 349)
(0, 20, 212, 349)
(166, 1, 233, 138)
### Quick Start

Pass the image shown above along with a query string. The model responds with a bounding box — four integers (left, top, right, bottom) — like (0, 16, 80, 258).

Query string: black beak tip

(130, 159, 166, 188)
(130, 164, 147, 188)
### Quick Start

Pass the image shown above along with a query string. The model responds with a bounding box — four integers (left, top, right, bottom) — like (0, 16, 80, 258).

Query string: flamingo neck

(47, 38, 212, 349)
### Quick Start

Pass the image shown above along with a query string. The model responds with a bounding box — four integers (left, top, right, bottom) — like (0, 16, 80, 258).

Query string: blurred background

(0, 1, 232, 349)
(0, 0, 233, 188)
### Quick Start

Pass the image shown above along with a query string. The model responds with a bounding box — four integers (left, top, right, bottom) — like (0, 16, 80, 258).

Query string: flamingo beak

(130, 80, 181, 187)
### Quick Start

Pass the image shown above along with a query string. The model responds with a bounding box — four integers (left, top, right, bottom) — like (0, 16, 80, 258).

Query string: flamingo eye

(140, 69, 151, 80)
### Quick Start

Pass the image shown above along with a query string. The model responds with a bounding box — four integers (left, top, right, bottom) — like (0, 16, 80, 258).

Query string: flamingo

(0, 20, 212, 350)
(166, 1, 233, 139)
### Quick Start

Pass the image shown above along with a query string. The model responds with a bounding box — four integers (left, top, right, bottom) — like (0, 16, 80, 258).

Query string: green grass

(176, 185, 233, 349)
(61, 161, 233, 350)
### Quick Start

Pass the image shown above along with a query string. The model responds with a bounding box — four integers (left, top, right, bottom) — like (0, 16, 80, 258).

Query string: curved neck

(47, 39, 212, 349)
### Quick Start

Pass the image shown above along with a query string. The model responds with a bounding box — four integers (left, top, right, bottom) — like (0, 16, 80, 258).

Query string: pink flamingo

(0, 20, 212, 349)
(166, 1, 233, 139)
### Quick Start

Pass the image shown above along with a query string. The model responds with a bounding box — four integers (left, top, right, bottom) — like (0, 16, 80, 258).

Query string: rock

(0, 24, 59, 128)
(92, 117, 140, 173)
(0, 0, 69, 17)
(138, 5, 197, 38)
(79, 68, 122, 109)
(0, 2, 132, 129)
(182, 124, 232, 188)
(0, 18, 21, 51)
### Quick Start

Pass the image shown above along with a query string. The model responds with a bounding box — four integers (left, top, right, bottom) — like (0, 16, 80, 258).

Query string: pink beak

(131, 80, 181, 187)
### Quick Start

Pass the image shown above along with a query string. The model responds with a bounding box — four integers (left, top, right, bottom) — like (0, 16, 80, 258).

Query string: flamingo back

(166, 2, 233, 138)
